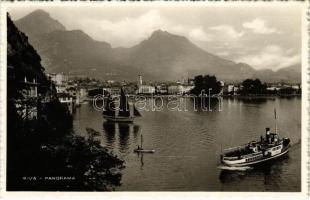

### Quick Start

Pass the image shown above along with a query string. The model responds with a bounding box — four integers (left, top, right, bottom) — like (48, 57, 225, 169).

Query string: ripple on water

(73, 97, 301, 191)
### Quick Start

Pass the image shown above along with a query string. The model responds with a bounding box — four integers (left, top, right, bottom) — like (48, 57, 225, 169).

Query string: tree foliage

(7, 14, 124, 191)
(240, 79, 267, 95)
(191, 75, 221, 95)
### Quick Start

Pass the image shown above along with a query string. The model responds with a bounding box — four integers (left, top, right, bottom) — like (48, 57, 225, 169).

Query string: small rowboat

(134, 149, 155, 153)
(134, 134, 155, 153)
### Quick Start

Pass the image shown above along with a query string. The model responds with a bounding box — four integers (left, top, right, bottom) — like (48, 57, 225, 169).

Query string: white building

(138, 75, 143, 85)
(292, 85, 300, 90)
(47, 73, 68, 86)
(23, 76, 38, 98)
(107, 80, 115, 84)
(167, 85, 194, 95)
(58, 93, 74, 114)
(156, 85, 168, 94)
(181, 85, 194, 94)
(227, 85, 234, 93)
(267, 86, 278, 91)
(137, 85, 155, 94)
(47, 73, 69, 93)
(79, 88, 87, 99)
(55, 85, 66, 93)
(233, 86, 239, 93)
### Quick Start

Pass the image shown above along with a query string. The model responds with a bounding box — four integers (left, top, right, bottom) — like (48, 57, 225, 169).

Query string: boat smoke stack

(266, 127, 270, 135)
(138, 75, 143, 85)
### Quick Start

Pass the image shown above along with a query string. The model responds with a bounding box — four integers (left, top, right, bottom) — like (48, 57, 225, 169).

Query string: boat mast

(141, 134, 143, 149)
(118, 87, 130, 117)
(274, 108, 277, 134)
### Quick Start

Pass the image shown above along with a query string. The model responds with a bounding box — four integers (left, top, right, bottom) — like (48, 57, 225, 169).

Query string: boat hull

(134, 149, 155, 153)
(222, 147, 289, 167)
(103, 115, 135, 122)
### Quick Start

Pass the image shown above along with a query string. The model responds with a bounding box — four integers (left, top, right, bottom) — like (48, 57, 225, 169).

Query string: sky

(8, 4, 303, 71)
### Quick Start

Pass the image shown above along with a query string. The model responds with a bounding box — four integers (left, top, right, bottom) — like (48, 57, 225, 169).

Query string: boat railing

(223, 145, 245, 153)
(242, 152, 262, 158)
(222, 156, 240, 161)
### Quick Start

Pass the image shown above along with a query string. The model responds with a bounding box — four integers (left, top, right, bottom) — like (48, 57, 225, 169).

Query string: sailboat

(134, 134, 155, 153)
(103, 87, 141, 122)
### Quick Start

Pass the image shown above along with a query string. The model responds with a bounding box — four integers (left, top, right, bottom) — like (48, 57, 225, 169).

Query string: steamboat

(220, 110, 290, 167)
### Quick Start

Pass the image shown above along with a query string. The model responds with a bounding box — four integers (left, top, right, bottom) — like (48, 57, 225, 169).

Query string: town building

(292, 85, 300, 90)
(156, 85, 168, 94)
(227, 84, 234, 93)
(47, 73, 68, 86)
(23, 76, 38, 98)
(137, 85, 156, 94)
(136, 75, 155, 94)
(57, 93, 74, 114)
(138, 75, 143, 85)
(167, 85, 194, 95)
(20, 76, 39, 119)
(267, 86, 279, 91)
(103, 87, 121, 96)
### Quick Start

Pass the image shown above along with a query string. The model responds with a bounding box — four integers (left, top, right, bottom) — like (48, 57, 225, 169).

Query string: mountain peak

(150, 29, 183, 39)
(27, 9, 50, 18)
(15, 9, 66, 37)
(148, 29, 190, 44)
(151, 29, 171, 36)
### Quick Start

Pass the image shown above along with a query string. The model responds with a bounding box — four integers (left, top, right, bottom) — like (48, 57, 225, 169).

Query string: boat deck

(224, 147, 252, 157)
(223, 140, 282, 158)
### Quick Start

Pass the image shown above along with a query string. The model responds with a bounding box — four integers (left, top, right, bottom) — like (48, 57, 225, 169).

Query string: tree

(191, 75, 221, 95)
(278, 87, 295, 95)
(7, 15, 124, 191)
(240, 79, 267, 95)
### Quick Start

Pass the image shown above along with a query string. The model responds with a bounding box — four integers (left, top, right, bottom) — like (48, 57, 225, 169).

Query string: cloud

(210, 25, 244, 39)
(71, 10, 212, 47)
(243, 18, 279, 34)
(216, 51, 231, 57)
(236, 45, 300, 70)
(83, 10, 164, 47)
(41, 8, 299, 71)
(188, 27, 212, 42)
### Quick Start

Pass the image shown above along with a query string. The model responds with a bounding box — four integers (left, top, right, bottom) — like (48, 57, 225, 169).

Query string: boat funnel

(266, 127, 270, 135)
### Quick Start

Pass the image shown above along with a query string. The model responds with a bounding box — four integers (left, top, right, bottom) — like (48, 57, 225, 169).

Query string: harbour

(5, 5, 306, 195)
(73, 96, 301, 191)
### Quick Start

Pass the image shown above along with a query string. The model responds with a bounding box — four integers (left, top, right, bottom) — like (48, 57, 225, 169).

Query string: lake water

(73, 96, 301, 191)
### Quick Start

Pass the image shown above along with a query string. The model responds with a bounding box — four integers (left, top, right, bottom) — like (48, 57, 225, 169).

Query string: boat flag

(274, 108, 278, 134)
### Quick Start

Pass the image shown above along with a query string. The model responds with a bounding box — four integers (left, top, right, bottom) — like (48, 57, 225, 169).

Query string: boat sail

(118, 88, 130, 117)
(102, 94, 117, 117)
(134, 105, 142, 117)
(103, 87, 141, 122)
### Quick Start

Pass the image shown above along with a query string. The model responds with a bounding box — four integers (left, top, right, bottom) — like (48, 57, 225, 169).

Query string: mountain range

(13, 9, 301, 83)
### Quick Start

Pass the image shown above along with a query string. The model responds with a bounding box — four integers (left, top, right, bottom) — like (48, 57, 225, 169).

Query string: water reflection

(219, 154, 289, 185)
(188, 97, 222, 113)
(137, 153, 144, 170)
(102, 121, 141, 152)
(133, 125, 141, 140)
(231, 97, 271, 105)
(102, 121, 116, 147)
(118, 123, 130, 151)
(73, 97, 301, 191)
